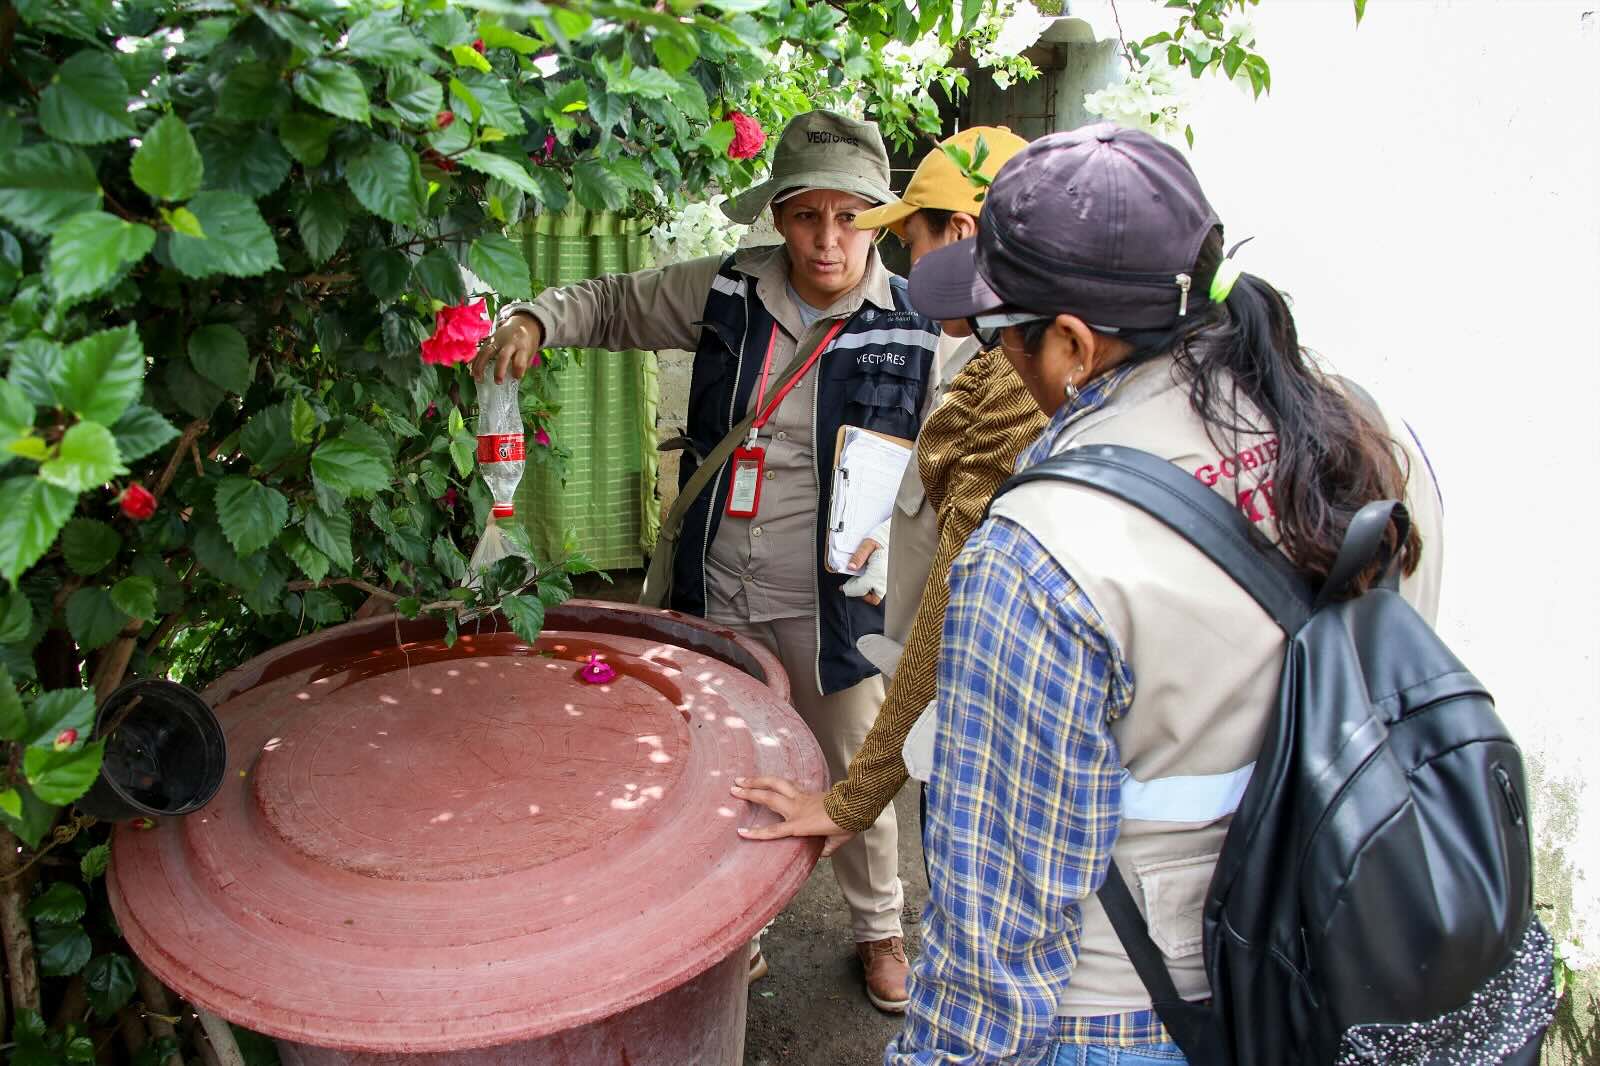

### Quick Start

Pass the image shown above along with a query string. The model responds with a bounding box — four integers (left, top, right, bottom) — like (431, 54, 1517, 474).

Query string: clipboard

(825, 425, 915, 574)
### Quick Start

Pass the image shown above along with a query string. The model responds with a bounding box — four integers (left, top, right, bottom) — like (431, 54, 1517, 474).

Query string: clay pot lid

(109, 621, 824, 1053)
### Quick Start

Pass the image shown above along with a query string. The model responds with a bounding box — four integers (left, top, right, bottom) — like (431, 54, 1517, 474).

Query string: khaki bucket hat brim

(721, 168, 895, 225)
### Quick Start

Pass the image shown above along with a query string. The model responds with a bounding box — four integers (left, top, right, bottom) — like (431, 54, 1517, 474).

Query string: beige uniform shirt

(504, 244, 897, 626)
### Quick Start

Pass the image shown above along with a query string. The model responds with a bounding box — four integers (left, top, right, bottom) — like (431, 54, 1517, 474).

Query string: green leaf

(292, 395, 321, 444)
(451, 43, 492, 73)
(0, 789, 18, 820)
(20, 688, 95, 750)
(456, 71, 525, 133)
(1354, 0, 1368, 24)
(303, 504, 354, 573)
(607, 65, 680, 100)
(255, 8, 325, 53)
(27, 883, 87, 925)
(84, 953, 136, 1018)
(500, 592, 546, 643)
(294, 186, 347, 265)
(169, 191, 281, 278)
(0, 477, 76, 582)
(572, 160, 628, 212)
(282, 529, 330, 584)
(278, 112, 339, 167)
(164, 360, 224, 420)
(62, 518, 121, 576)
(59, 324, 143, 427)
(449, 435, 474, 478)
(131, 113, 204, 201)
(431, 535, 466, 582)
(187, 324, 252, 395)
(0, 143, 102, 237)
(480, 24, 541, 53)
(467, 234, 531, 301)
(39, 421, 127, 493)
(160, 205, 205, 238)
(35, 921, 92, 977)
(293, 60, 370, 124)
(111, 405, 179, 463)
(703, 120, 735, 156)
(48, 211, 155, 307)
(300, 589, 344, 624)
(312, 425, 393, 499)
(110, 575, 158, 621)
(192, 521, 255, 591)
(0, 378, 32, 444)
(66, 587, 129, 651)
(360, 249, 410, 304)
(387, 68, 444, 127)
(198, 126, 292, 198)
(215, 477, 289, 556)
(651, 33, 699, 75)
(80, 843, 110, 880)
(412, 246, 467, 303)
(26, 741, 104, 807)
(217, 62, 288, 122)
(239, 402, 296, 468)
(0, 587, 32, 643)
(348, 15, 431, 65)
(38, 51, 138, 144)
(456, 149, 541, 195)
(346, 141, 424, 226)
(551, 5, 595, 35)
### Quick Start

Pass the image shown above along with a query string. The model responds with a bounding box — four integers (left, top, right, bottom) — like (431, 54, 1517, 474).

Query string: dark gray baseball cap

(722, 110, 894, 225)
(908, 123, 1221, 330)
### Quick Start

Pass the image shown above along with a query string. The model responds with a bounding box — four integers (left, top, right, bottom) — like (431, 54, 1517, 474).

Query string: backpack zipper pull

(1176, 273, 1192, 317)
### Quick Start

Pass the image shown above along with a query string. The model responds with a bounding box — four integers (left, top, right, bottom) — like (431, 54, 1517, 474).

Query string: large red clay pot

(109, 601, 823, 1064)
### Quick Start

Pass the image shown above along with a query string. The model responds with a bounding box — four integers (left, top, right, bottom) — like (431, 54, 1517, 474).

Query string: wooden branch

(91, 621, 145, 703)
(118, 1003, 150, 1058)
(195, 1008, 247, 1066)
(153, 420, 210, 502)
(286, 578, 399, 602)
(0, 828, 41, 1013)
(135, 964, 188, 1066)
(52, 973, 87, 1029)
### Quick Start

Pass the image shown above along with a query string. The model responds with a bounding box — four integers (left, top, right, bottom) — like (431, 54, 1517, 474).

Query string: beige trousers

(728, 614, 904, 942)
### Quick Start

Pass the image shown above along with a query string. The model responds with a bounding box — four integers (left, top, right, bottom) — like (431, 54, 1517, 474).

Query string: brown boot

(855, 936, 909, 1013)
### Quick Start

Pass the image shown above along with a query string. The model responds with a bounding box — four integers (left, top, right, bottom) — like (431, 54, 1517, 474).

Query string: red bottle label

(476, 434, 526, 462)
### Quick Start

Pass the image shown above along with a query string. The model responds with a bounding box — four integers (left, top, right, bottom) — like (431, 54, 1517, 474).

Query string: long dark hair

(1105, 228, 1422, 589)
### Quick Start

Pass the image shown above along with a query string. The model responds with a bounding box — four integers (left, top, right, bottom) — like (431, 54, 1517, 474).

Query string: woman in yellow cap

(732, 126, 1045, 1004)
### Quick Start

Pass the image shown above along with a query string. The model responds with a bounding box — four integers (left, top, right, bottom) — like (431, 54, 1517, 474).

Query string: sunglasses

(967, 311, 1122, 350)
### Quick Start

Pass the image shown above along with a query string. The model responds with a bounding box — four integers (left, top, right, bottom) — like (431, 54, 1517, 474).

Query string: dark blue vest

(671, 254, 938, 694)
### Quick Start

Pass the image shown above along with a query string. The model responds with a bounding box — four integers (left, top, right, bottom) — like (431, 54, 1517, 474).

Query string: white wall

(1063, 0, 1600, 949)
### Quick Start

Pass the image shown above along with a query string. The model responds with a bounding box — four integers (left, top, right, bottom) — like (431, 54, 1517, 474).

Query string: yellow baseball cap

(854, 126, 1029, 238)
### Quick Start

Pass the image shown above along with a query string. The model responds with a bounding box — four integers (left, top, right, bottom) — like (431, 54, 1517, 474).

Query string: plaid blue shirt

(886, 365, 1168, 1065)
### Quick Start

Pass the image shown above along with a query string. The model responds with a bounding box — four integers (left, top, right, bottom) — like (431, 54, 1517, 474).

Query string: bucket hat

(721, 110, 895, 225)
(854, 126, 1028, 238)
(908, 123, 1221, 330)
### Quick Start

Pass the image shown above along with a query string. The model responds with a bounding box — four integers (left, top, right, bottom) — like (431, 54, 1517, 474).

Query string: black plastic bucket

(76, 679, 228, 821)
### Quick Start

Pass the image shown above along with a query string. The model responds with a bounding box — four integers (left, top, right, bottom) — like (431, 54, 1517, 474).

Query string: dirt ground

(742, 784, 929, 1066)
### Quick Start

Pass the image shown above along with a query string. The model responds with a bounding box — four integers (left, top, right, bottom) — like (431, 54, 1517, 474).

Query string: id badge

(726, 445, 766, 518)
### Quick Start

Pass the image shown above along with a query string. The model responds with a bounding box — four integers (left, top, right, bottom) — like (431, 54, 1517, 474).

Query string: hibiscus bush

(0, 0, 1095, 1054)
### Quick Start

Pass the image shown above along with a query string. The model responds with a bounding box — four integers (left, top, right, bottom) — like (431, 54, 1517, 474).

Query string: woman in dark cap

(883, 123, 1443, 1064)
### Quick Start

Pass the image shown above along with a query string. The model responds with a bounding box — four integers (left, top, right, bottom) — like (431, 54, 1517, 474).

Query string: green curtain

(512, 207, 659, 571)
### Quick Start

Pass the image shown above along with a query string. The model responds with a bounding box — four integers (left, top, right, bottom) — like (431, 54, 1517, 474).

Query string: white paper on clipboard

(827, 426, 913, 573)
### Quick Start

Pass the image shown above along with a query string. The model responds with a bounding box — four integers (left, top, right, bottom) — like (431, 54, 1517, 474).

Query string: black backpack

(996, 444, 1555, 1066)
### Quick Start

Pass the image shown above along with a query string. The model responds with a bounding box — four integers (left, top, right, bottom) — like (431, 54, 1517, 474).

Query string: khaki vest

(989, 355, 1444, 1017)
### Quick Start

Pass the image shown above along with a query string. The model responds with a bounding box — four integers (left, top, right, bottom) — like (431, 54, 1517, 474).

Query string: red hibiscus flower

(728, 111, 766, 160)
(436, 110, 455, 130)
(120, 483, 157, 521)
(534, 428, 551, 446)
(472, 38, 486, 54)
(421, 300, 493, 366)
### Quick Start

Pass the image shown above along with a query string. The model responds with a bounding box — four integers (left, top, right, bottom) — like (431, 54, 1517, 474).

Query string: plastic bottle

(475, 376, 525, 519)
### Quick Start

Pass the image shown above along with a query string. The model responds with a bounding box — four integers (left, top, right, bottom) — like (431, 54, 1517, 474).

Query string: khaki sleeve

(497, 255, 724, 354)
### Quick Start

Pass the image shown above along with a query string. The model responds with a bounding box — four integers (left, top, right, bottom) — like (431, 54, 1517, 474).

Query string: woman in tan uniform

(474, 111, 940, 1012)
(731, 129, 1045, 876)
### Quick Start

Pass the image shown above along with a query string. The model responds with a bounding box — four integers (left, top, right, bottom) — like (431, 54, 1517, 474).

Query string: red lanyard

(749, 320, 847, 439)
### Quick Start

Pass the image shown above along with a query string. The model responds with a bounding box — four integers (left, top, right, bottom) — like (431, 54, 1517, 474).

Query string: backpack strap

(1313, 499, 1409, 608)
(1099, 862, 1230, 1066)
(993, 443, 1314, 634)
